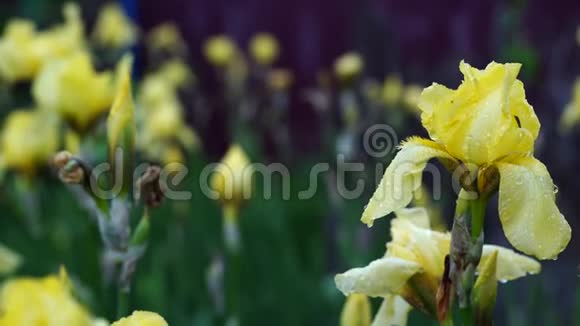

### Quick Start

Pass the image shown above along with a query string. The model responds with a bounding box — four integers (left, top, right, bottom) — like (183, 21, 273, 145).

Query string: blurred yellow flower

(340, 293, 371, 326)
(559, 78, 580, 132)
(93, 3, 138, 49)
(0, 109, 58, 174)
(362, 61, 571, 259)
(267, 68, 293, 91)
(336, 208, 540, 322)
(382, 74, 403, 106)
(210, 144, 253, 209)
(402, 84, 423, 112)
(249, 33, 280, 65)
(112, 310, 167, 326)
(0, 268, 93, 326)
(204, 35, 237, 67)
(334, 52, 363, 82)
(146, 23, 187, 57)
(153, 59, 194, 89)
(33, 52, 115, 131)
(137, 61, 199, 165)
(0, 3, 84, 82)
(0, 244, 21, 276)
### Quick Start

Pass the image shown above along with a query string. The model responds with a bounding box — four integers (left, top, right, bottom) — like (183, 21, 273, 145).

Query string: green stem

(470, 196, 487, 241)
(223, 204, 241, 324)
(116, 287, 129, 319)
(460, 305, 474, 326)
(441, 313, 454, 326)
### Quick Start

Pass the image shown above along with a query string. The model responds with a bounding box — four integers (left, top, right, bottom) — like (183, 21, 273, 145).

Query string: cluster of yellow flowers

(138, 25, 200, 166)
(331, 52, 425, 133)
(335, 61, 572, 324)
(0, 2, 139, 177)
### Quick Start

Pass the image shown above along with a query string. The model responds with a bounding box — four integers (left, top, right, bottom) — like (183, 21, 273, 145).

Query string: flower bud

(107, 55, 135, 197)
(473, 250, 499, 325)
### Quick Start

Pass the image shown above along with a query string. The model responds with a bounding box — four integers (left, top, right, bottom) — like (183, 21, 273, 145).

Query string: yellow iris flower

(0, 268, 93, 326)
(336, 208, 540, 324)
(33, 51, 115, 131)
(0, 3, 84, 82)
(93, 3, 138, 49)
(249, 33, 280, 66)
(559, 78, 580, 132)
(361, 61, 571, 259)
(210, 144, 253, 210)
(0, 109, 58, 174)
(112, 311, 168, 326)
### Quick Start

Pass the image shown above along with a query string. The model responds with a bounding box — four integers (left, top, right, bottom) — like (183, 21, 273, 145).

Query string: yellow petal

(496, 156, 571, 259)
(480, 245, 541, 281)
(393, 207, 431, 229)
(371, 295, 411, 326)
(0, 244, 21, 275)
(33, 52, 114, 131)
(340, 294, 372, 326)
(361, 137, 455, 226)
(387, 217, 450, 280)
(335, 257, 422, 298)
(112, 311, 167, 326)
